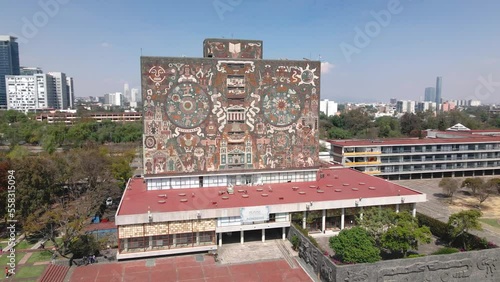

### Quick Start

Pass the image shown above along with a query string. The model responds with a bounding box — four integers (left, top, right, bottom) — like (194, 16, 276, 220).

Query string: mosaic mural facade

(141, 39, 320, 176)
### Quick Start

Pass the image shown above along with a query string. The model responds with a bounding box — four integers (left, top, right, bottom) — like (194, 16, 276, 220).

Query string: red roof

(117, 168, 421, 216)
(329, 136, 500, 147)
(84, 221, 116, 232)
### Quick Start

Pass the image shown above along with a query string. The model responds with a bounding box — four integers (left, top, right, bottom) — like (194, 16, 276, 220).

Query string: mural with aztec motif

(141, 39, 320, 176)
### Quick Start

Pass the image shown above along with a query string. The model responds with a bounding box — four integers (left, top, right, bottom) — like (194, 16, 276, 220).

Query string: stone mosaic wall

(203, 39, 263, 59)
(288, 225, 500, 282)
(118, 219, 216, 238)
(141, 51, 320, 176)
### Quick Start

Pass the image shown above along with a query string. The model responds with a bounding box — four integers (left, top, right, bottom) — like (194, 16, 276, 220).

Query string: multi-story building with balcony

(114, 38, 426, 260)
(329, 129, 500, 180)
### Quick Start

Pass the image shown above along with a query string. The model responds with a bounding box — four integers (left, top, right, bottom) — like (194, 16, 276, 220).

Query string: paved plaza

(69, 252, 312, 282)
(395, 178, 500, 246)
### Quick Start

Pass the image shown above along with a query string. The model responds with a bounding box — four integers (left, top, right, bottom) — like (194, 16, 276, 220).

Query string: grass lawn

(27, 250, 53, 264)
(479, 218, 500, 229)
(16, 239, 37, 250)
(12, 265, 46, 279)
(0, 252, 24, 266)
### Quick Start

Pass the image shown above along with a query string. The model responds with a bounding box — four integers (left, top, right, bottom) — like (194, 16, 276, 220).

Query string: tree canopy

(447, 210, 483, 250)
(329, 226, 381, 263)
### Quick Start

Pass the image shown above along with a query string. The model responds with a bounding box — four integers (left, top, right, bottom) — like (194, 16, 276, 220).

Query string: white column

(196, 232, 200, 245)
(240, 230, 244, 244)
(302, 211, 307, 229)
(412, 203, 417, 217)
(218, 233, 222, 247)
(282, 227, 286, 240)
(322, 209, 326, 233)
(173, 234, 177, 248)
(396, 204, 400, 213)
(360, 208, 363, 221)
(149, 236, 153, 250)
(262, 229, 265, 242)
(341, 208, 345, 230)
(124, 238, 128, 251)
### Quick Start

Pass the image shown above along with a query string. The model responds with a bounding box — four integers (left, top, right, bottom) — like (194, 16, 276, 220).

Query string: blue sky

(1, 0, 500, 103)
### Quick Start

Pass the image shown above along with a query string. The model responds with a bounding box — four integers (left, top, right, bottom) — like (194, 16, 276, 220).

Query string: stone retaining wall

(287, 225, 500, 282)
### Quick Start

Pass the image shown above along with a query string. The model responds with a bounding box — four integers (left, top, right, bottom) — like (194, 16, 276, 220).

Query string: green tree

(329, 226, 381, 263)
(328, 127, 352, 139)
(439, 178, 459, 201)
(356, 207, 395, 246)
(461, 178, 484, 195)
(486, 178, 500, 193)
(447, 210, 482, 250)
(380, 212, 431, 257)
(400, 113, 422, 136)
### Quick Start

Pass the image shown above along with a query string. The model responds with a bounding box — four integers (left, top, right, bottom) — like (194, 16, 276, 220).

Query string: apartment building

(329, 129, 500, 180)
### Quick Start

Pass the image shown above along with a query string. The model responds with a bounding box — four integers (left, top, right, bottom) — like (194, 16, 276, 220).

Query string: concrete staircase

(38, 264, 70, 282)
(276, 240, 298, 269)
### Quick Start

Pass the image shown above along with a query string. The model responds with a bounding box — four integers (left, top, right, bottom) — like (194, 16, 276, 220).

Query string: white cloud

(321, 62, 334, 74)
(101, 42, 111, 48)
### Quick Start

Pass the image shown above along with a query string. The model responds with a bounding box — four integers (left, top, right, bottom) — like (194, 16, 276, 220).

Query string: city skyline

(1, 0, 500, 103)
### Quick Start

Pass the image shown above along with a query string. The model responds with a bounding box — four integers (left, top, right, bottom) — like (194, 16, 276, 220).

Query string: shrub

(292, 223, 320, 249)
(291, 235, 300, 251)
(417, 213, 450, 241)
(407, 254, 426, 258)
(431, 247, 459, 255)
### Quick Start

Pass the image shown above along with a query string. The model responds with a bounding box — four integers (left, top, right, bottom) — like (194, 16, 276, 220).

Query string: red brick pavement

(70, 255, 311, 282)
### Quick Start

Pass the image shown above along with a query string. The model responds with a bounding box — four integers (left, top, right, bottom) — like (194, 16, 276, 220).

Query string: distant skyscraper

(20, 67, 43, 75)
(124, 83, 131, 102)
(390, 98, 397, 105)
(104, 92, 124, 106)
(435, 76, 442, 109)
(66, 76, 74, 109)
(0, 35, 20, 109)
(48, 72, 69, 110)
(424, 87, 436, 102)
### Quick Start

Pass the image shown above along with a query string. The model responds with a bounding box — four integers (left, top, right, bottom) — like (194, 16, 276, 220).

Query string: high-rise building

(66, 76, 74, 109)
(20, 66, 43, 75)
(424, 87, 435, 102)
(0, 35, 20, 109)
(6, 74, 56, 112)
(124, 83, 131, 102)
(48, 72, 69, 110)
(396, 100, 416, 114)
(104, 92, 124, 106)
(389, 98, 397, 105)
(319, 99, 338, 116)
(416, 101, 436, 113)
(435, 76, 442, 109)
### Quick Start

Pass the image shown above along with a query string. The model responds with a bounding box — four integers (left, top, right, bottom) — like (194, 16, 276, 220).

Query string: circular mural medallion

(262, 85, 302, 127)
(301, 70, 314, 84)
(145, 136, 156, 148)
(166, 83, 210, 128)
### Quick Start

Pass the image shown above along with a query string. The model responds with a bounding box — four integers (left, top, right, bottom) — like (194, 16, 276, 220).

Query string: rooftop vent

(261, 194, 268, 197)
(335, 189, 342, 192)
(238, 189, 245, 193)
(180, 199, 188, 202)
(352, 188, 359, 191)
(343, 183, 350, 186)
(299, 191, 306, 195)
(359, 182, 365, 185)
(178, 193, 186, 197)
(326, 184, 334, 187)
(309, 185, 317, 189)
(292, 186, 299, 191)
(317, 190, 324, 193)
(222, 196, 229, 200)
(158, 200, 166, 204)
(158, 194, 167, 198)
(257, 188, 264, 192)
(369, 186, 376, 190)
(242, 194, 249, 198)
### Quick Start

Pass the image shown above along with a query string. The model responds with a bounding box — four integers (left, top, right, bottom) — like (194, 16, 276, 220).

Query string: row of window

(121, 231, 215, 252)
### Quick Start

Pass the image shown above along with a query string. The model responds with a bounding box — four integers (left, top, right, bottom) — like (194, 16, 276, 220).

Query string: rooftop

(117, 168, 422, 216)
(329, 135, 500, 147)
